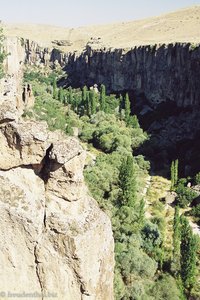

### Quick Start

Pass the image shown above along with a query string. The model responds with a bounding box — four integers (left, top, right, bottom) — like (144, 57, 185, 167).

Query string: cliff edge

(0, 41, 114, 300)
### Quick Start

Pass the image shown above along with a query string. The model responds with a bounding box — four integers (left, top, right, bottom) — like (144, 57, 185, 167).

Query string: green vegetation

(100, 84, 106, 111)
(118, 155, 137, 207)
(124, 93, 131, 124)
(180, 217, 197, 290)
(23, 67, 200, 300)
(0, 28, 7, 79)
(194, 172, 200, 185)
(171, 206, 181, 275)
(171, 159, 179, 189)
(175, 179, 197, 208)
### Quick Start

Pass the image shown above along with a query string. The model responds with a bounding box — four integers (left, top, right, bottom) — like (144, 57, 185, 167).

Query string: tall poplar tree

(86, 92, 91, 116)
(171, 160, 175, 189)
(58, 88, 64, 103)
(52, 77, 57, 99)
(174, 159, 179, 185)
(100, 84, 106, 111)
(180, 216, 197, 290)
(171, 206, 181, 275)
(124, 93, 131, 124)
(118, 155, 136, 207)
(82, 86, 87, 104)
(171, 159, 179, 189)
(68, 86, 73, 104)
(90, 89, 96, 115)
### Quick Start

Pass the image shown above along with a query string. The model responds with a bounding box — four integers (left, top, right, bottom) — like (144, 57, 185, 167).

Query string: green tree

(0, 28, 7, 79)
(180, 216, 197, 290)
(171, 206, 181, 275)
(68, 86, 73, 104)
(175, 182, 197, 208)
(194, 172, 200, 185)
(124, 93, 131, 124)
(118, 155, 136, 207)
(171, 160, 175, 189)
(81, 85, 87, 114)
(100, 84, 106, 111)
(58, 88, 64, 103)
(86, 91, 91, 116)
(128, 115, 140, 128)
(150, 274, 183, 300)
(137, 198, 145, 229)
(52, 77, 58, 99)
(118, 94, 123, 120)
(175, 159, 179, 185)
(141, 221, 162, 259)
(89, 89, 97, 115)
(82, 85, 87, 103)
(171, 159, 179, 189)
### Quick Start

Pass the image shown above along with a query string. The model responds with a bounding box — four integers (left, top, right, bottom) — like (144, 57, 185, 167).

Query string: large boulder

(0, 119, 114, 300)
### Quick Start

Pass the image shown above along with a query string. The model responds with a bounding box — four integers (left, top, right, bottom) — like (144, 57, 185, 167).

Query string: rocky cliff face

(0, 37, 34, 123)
(0, 119, 114, 300)
(64, 44, 200, 108)
(0, 42, 114, 299)
(11, 37, 200, 108)
(23, 39, 69, 67)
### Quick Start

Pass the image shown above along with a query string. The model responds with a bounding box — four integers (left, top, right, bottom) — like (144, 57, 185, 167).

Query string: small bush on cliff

(0, 28, 7, 79)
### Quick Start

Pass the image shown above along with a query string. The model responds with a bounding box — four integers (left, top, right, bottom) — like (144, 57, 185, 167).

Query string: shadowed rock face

(19, 38, 200, 108)
(64, 44, 200, 108)
(7, 37, 200, 170)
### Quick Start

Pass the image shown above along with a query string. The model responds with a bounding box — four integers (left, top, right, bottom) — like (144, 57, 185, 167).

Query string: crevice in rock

(0, 118, 15, 125)
(43, 208, 46, 228)
(80, 284, 90, 296)
(38, 144, 53, 184)
(34, 244, 44, 300)
(0, 164, 33, 172)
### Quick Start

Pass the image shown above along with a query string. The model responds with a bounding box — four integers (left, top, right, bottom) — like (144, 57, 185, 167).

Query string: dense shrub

(175, 180, 198, 208)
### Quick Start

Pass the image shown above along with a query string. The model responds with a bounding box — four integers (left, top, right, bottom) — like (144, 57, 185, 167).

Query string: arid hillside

(3, 5, 200, 52)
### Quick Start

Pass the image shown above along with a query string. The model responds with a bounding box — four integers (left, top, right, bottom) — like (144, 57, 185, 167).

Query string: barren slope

(3, 5, 200, 51)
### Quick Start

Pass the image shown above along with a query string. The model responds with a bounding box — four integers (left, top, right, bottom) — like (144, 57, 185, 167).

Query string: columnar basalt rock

(18, 38, 200, 108)
(64, 44, 200, 107)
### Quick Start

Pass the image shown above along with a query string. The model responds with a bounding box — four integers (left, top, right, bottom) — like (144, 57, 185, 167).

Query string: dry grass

(146, 176, 173, 249)
(2, 6, 200, 52)
(147, 176, 171, 204)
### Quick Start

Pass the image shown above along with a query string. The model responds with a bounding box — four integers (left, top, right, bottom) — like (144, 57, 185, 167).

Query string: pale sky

(1, 0, 200, 27)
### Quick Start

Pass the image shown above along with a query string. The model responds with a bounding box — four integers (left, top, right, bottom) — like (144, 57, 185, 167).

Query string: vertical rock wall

(64, 44, 200, 107)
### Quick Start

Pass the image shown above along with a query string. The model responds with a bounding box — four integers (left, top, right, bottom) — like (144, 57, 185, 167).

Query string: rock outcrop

(0, 37, 35, 124)
(0, 71, 114, 299)
(0, 118, 114, 299)
(7, 37, 200, 109)
(64, 44, 200, 108)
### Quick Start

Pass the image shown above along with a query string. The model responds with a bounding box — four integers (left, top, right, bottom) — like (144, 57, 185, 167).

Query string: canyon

(1, 5, 200, 299)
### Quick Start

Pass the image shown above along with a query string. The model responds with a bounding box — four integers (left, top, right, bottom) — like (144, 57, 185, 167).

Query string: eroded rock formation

(19, 38, 200, 108)
(0, 117, 114, 299)
(0, 46, 114, 298)
(64, 44, 200, 107)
